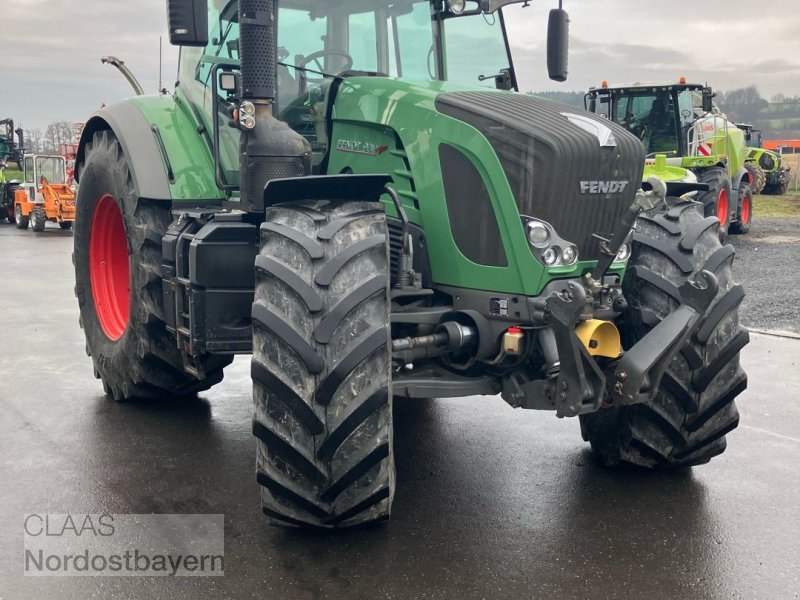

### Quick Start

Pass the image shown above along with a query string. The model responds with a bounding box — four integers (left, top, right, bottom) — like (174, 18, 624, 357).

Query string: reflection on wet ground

(1, 225, 797, 599)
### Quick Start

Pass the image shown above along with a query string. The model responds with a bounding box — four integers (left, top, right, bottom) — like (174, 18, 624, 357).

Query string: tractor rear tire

(73, 130, 231, 401)
(31, 206, 46, 232)
(14, 204, 28, 229)
(729, 181, 753, 235)
(697, 167, 731, 242)
(60, 222, 73, 230)
(744, 162, 766, 195)
(580, 200, 747, 468)
(252, 200, 394, 528)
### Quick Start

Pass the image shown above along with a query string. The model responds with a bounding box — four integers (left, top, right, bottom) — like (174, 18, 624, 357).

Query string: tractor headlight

(613, 233, 634, 263)
(614, 243, 631, 263)
(527, 221, 550, 246)
(522, 216, 580, 268)
(240, 101, 256, 130)
(542, 247, 559, 266)
(448, 0, 467, 14)
(240, 101, 255, 117)
(562, 245, 579, 265)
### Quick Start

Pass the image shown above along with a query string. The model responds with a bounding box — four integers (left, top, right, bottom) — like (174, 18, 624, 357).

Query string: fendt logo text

(580, 181, 629, 194)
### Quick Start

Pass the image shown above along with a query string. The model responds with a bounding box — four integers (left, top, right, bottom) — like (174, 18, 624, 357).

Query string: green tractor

(0, 119, 24, 167)
(73, 0, 747, 528)
(0, 119, 25, 223)
(736, 123, 791, 196)
(586, 80, 753, 236)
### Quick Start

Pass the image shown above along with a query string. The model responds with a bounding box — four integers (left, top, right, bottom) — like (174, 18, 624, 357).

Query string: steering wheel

(298, 50, 354, 82)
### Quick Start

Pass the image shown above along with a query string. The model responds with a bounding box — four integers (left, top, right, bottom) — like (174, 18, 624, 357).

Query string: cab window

(36, 157, 65, 184)
(443, 12, 511, 87)
(24, 157, 34, 183)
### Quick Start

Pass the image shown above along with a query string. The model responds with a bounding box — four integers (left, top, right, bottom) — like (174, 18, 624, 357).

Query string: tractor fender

(75, 98, 223, 202)
(731, 166, 749, 202)
(76, 102, 172, 200)
(731, 167, 747, 191)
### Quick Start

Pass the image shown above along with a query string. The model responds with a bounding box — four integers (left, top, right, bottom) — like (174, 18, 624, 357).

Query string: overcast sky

(1, 0, 799, 133)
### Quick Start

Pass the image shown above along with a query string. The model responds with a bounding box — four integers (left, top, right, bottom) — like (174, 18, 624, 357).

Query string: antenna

(159, 36, 163, 94)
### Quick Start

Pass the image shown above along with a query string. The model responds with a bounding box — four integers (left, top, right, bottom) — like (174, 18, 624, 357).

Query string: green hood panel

(328, 78, 628, 296)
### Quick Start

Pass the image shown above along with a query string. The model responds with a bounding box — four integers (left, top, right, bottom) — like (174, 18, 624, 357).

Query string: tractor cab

(736, 123, 763, 149)
(179, 0, 533, 184)
(585, 80, 715, 158)
(20, 154, 68, 201)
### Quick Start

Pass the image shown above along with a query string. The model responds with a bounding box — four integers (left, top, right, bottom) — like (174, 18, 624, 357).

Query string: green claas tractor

(736, 123, 792, 196)
(586, 80, 753, 236)
(73, 0, 748, 528)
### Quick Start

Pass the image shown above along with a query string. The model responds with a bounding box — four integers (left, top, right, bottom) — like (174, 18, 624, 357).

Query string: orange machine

(13, 154, 76, 231)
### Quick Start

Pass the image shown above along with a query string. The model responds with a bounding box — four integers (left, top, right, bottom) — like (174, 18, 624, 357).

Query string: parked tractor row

(586, 80, 753, 237)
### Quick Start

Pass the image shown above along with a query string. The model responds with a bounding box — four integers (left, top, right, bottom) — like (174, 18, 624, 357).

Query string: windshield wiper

(278, 62, 344, 81)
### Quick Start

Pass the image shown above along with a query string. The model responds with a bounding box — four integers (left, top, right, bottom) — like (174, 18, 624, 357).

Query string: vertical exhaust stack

(15, 128, 24, 155)
(238, 0, 311, 212)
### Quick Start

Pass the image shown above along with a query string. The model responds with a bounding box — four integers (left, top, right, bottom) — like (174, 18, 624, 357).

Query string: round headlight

(527, 221, 550, 246)
(240, 115, 256, 130)
(615, 243, 631, 262)
(240, 101, 256, 117)
(562, 245, 579, 265)
(542, 247, 559, 266)
(448, 0, 466, 14)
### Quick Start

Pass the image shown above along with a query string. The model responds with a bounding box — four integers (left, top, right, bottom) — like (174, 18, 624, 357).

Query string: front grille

(436, 92, 645, 259)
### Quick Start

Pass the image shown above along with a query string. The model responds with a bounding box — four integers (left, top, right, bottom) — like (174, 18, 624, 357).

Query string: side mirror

(167, 0, 208, 47)
(702, 91, 714, 113)
(547, 9, 570, 82)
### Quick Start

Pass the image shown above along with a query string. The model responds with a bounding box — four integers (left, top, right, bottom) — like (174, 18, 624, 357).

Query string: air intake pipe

(238, 0, 311, 213)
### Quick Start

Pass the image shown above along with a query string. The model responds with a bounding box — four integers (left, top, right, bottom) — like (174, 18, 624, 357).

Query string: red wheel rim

(717, 188, 729, 227)
(741, 193, 751, 225)
(89, 194, 130, 340)
(747, 171, 754, 187)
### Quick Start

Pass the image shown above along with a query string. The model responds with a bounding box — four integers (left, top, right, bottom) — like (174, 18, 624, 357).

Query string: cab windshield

(603, 91, 680, 156)
(34, 157, 66, 184)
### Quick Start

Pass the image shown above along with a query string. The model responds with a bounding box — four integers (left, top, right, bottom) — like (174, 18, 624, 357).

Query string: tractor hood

(435, 92, 645, 259)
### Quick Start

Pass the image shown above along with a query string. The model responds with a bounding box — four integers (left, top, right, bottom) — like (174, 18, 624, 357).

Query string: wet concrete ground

(1, 223, 798, 600)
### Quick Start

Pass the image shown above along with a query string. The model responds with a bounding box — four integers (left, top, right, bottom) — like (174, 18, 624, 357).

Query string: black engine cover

(436, 92, 645, 258)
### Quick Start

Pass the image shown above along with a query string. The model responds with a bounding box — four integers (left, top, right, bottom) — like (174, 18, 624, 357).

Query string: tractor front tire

(60, 221, 73, 231)
(729, 181, 753, 235)
(697, 167, 731, 242)
(744, 162, 766, 195)
(31, 206, 46, 232)
(14, 204, 28, 229)
(581, 200, 747, 468)
(252, 200, 394, 528)
(73, 130, 230, 401)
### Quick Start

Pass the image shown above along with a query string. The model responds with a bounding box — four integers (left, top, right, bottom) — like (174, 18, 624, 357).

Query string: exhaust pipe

(238, 0, 311, 213)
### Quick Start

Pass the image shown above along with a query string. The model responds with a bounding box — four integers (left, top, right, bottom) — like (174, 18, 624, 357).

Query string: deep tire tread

(253, 201, 394, 528)
(582, 199, 746, 468)
(74, 130, 230, 401)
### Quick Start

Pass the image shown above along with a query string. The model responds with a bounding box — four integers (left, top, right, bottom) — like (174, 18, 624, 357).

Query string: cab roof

(590, 81, 708, 94)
